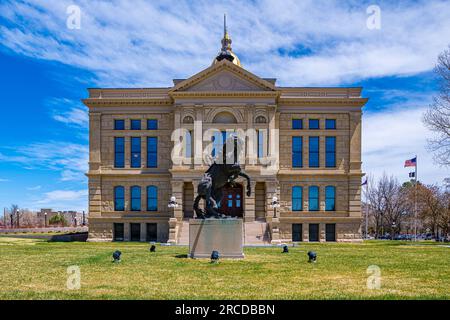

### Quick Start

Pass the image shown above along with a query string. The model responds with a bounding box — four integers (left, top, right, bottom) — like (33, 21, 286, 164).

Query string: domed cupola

(212, 14, 242, 67)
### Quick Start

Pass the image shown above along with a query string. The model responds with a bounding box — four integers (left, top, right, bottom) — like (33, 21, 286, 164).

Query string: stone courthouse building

(83, 21, 367, 243)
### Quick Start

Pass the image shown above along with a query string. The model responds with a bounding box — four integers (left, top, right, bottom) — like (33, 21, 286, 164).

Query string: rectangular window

(309, 136, 319, 167)
(185, 131, 192, 158)
(114, 186, 125, 211)
(292, 136, 303, 168)
(147, 137, 158, 168)
(113, 223, 124, 241)
(130, 119, 141, 130)
(130, 223, 141, 241)
(114, 119, 125, 130)
(308, 186, 319, 211)
(131, 137, 141, 168)
(326, 136, 336, 168)
(309, 119, 320, 129)
(325, 186, 336, 211)
(147, 119, 158, 130)
(326, 224, 336, 242)
(292, 119, 303, 129)
(212, 131, 228, 158)
(326, 119, 336, 129)
(130, 186, 141, 211)
(292, 224, 303, 242)
(309, 223, 319, 242)
(292, 186, 303, 211)
(147, 186, 158, 211)
(257, 129, 266, 158)
(146, 223, 157, 242)
(114, 137, 125, 168)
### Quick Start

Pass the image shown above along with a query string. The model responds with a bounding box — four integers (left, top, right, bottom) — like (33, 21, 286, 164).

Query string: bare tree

(423, 45, 450, 166)
(416, 184, 447, 238)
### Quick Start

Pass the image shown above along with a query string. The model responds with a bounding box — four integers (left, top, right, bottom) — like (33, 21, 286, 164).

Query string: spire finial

(224, 13, 227, 37)
(221, 13, 232, 51)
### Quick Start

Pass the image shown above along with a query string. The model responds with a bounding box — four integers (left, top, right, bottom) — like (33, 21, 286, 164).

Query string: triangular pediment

(170, 59, 276, 93)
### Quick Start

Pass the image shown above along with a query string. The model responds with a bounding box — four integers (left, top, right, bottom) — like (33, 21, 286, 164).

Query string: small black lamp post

(392, 222, 396, 240)
(82, 210, 86, 226)
(44, 211, 47, 228)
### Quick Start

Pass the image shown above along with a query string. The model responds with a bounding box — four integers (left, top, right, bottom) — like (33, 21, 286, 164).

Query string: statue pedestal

(189, 218, 244, 259)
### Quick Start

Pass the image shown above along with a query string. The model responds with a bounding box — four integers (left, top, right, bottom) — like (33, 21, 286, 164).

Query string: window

(326, 119, 336, 129)
(183, 116, 194, 124)
(292, 224, 302, 242)
(309, 137, 319, 167)
(326, 136, 336, 168)
(130, 119, 141, 130)
(308, 186, 319, 211)
(212, 131, 227, 158)
(147, 137, 157, 167)
(147, 186, 158, 211)
(114, 120, 125, 130)
(292, 136, 303, 167)
(114, 137, 125, 168)
(184, 131, 192, 158)
(326, 224, 336, 241)
(130, 186, 141, 211)
(131, 137, 141, 168)
(255, 116, 267, 123)
(292, 119, 303, 129)
(147, 119, 158, 130)
(325, 186, 336, 211)
(292, 186, 303, 211)
(309, 119, 320, 129)
(114, 186, 125, 211)
(258, 129, 266, 158)
(113, 223, 124, 241)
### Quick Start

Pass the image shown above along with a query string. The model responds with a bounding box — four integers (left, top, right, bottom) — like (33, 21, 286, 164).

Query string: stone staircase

(177, 219, 190, 245)
(244, 220, 271, 245)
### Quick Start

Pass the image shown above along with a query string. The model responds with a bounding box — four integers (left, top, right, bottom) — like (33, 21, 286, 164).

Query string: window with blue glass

(292, 136, 303, 167)
(147, 119, 158, 130)
(185, 131, 192, 158)
(326, 136, 336, 167)
(130, 186, 141, 211)
(114, 120, 125, 130)
(325, 119, 336, 129)
(147, 137, 157, 168)
(147, 186, 158, 211)
(130, 119, 141, 130)
(114, 186, 125, 211)
(258, 129, 265, 158)
(114, 137, 125, 168)
(212, 131, 227, 158)
(292, 119, 303, 129)
(292, 186, 303, 211)
(130, 137, 141, 168)
(309, 137, 319, 167)
(325, 186, 336, 211)
(309, 119, 320, 129)
(309, 186, 319, 211)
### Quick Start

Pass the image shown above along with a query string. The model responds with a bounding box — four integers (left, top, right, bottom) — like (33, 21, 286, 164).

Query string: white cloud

(33, 189, 88, 211)
(363, 104, 450, 185)
(0, 178, 9, 182)
(0, 0, 449, 86)
(0, 142, 88, 182)
(47, 98, 88, 128)
(27, 185, 42, 191)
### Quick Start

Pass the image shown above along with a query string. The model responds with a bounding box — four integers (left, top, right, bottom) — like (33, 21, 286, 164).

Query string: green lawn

(0, 237, 448, 299)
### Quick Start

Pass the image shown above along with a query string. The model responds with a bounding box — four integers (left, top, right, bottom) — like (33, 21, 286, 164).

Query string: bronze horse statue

(194, 135, 251, 219)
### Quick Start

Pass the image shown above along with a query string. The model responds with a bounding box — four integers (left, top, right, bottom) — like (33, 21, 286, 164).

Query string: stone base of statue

(189, 218, 244, 259)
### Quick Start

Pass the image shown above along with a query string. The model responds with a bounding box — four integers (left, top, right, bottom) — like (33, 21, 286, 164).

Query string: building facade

(84, 26, 367, 243)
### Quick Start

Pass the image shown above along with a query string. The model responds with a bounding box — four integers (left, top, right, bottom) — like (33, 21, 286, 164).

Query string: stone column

(140, 223, 146, 242)
(244, 180, 256, 222)
(303, 223, 309, 242)
(167, 218, 178, 244)
(194, 105, 204, 168)
(319, 223, 326, 242)
(171, 180, 184, 220)
(124, 223, 130, 241)
(89, 112, 101, 171)
(271, 217, 281, 244)
(265, 181, 279, 219)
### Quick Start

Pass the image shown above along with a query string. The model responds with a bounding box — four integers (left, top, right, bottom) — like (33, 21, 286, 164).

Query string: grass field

(0, 237, 448, 299)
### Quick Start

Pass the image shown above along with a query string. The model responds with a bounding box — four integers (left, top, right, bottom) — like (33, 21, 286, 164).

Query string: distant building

(38, 209, 87, 226)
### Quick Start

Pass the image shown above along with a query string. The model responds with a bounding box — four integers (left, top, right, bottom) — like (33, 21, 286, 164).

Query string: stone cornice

(278, 97, 368, 107)
(82, 98, 173, 108)
(169, 91, 280, 99)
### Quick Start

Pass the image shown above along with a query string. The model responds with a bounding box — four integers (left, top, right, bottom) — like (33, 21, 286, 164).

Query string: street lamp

(271, 196, 280, 218)
(44, 211, 47, 228)
(168, 196, 179, 208)
(391, 222, 396, 240)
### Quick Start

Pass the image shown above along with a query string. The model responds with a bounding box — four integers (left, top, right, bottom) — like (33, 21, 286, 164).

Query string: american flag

(404, 157, 417, 167)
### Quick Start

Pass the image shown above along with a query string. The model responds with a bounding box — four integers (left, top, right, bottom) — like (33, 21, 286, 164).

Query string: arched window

(114, 186, 125, 211)
(255, 115, 267, 123)
(183, 116, 194, 124)
(308, 186, 319, 211)
(147, 186, 158, 211)
(130, 186, 141, 211)
(213, 112, 237, 124)
(292, 186, 303, 211)
(325, 186, 336, 211)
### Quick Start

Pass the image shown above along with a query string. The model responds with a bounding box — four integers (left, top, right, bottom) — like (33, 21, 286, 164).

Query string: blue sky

(0, 0, 449, 211)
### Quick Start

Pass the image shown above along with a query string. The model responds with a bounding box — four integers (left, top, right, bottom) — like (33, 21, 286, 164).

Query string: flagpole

(365, 179, 369, 239)
(414, 155, 418, 242)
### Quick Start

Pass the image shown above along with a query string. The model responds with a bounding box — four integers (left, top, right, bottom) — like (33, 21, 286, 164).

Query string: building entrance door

(219, 183, 243, 218)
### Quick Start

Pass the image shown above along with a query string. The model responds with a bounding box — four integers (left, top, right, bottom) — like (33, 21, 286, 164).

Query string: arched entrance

(219, 183, 243, 218)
